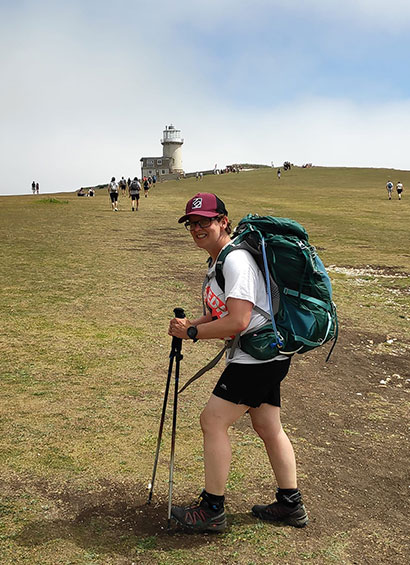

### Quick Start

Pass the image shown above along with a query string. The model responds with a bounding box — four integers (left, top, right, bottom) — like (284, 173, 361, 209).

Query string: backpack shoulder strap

(214, 244, 235, 292)
(214, 238, 280, 316)
(214, 238, 259, 292)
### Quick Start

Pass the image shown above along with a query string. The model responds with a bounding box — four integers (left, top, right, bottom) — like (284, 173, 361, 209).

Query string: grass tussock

(35, 197, 69, 204)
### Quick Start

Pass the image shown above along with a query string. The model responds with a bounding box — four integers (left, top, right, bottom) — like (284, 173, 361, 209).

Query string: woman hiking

(108, 176, 119, 211)
(168, 192, 308, 533)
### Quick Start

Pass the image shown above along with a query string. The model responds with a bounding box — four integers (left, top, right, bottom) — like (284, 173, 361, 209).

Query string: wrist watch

(187, 326, 198, 342)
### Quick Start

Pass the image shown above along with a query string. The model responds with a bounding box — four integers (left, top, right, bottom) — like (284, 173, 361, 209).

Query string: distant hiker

(77, 188, 86, 196)
(120, 176, 127, 195)
(152, 174, 157, 187)
(129, 177, 141, 211)
(108, 176, 119, 211)
(35, 182, 40, 194)
(168, 192, 308, 533)
(143, 178, 150, 197)
(31, 181, 36, 194)
(277, 169, 281, 180)
(396, 181, 404, 200)
(200, 172, 204, 180)
(88, 188, 95, 197)
(148, 176, 153, 187)
(127, 177, 131, 188)
(386, 181, 393, 200)
(196, 172, 199, 180)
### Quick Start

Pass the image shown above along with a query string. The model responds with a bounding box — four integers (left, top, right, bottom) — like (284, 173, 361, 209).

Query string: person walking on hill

(143, 178, 150, 197)
(108, 177, 119, 211)
(35, 182, 40, 194)
(120, 176, 127, 196)
(31, 181, 36, 194)
(396, 181, 404, 200)
(168, 192, 307, 533)
(277, 168, 281, 180)
(386, 181, 394, 200)
(129, 177, 141, 211)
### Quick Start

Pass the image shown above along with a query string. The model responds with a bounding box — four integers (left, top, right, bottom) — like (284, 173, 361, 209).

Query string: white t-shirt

(205, 246, 286, 364)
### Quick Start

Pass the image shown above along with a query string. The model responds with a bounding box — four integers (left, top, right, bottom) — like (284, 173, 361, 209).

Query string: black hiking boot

(171, 491, 227, 533)
(252, 490, 308, 528)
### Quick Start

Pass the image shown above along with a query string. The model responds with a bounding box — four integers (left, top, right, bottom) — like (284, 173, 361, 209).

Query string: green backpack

(179, 214, 338, 393)
(215, 214, 338, 360)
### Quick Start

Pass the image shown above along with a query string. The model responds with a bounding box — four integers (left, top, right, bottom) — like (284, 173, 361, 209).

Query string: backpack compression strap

(178, 337, 239, 394)
(261, 236, 284, 348)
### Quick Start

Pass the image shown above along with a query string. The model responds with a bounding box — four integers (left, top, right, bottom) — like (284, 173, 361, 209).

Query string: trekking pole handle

(173, 307, 186, 319)
(171, 308, 185, 353)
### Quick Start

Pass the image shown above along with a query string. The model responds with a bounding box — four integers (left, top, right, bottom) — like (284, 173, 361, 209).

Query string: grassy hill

(0, 167, 409, 564)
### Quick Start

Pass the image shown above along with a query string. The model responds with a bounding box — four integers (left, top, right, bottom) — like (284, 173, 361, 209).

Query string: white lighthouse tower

(161, 124, 184, 174)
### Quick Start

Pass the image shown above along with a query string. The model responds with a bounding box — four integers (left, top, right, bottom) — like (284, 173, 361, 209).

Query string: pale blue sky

(1, 0, 410, 195)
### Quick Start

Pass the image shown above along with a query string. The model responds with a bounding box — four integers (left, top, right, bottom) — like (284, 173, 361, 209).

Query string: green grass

(0, 167, 409, 564)
(35, 197, 69, 204)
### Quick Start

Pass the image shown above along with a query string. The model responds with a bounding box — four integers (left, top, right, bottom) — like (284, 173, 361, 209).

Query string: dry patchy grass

(0, 168, 409, 564)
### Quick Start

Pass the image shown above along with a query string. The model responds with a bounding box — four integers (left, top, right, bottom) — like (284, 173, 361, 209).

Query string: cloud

(1, 1, 409, 195)
(286, 0, 410, 27)
(180, 97, 410, 171)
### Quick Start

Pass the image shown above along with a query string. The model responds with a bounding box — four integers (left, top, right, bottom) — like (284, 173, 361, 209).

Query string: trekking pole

(167, 309, 185, 528)
(147, 307, 185, 506)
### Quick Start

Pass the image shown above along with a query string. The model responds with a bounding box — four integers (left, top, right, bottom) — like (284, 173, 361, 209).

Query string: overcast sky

(1, 0, 410, 195)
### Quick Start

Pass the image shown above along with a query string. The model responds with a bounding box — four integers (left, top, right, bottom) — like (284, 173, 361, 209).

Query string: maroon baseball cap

(178, 193, 228, 223)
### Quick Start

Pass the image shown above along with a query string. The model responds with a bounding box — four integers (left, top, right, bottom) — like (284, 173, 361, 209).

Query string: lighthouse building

(140, 124, 184, 179)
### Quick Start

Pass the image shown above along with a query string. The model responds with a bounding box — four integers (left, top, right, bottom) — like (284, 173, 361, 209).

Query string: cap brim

(178, 210, 219, 223)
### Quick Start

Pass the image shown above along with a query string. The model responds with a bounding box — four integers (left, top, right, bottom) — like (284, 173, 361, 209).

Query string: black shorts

(130, 192, 140, 200)
(109, 192, 118, 202)
(212, 358, 291, 408)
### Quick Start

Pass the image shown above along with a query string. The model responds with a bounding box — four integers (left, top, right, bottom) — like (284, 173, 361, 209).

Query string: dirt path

(273, 325, 409, 564)
(5, 323, 408, 564)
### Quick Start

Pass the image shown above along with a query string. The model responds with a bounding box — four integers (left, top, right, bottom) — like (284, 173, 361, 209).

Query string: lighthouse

(161, 124, 184, 174)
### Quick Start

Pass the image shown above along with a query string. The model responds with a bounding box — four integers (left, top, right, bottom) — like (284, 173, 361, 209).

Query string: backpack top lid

(236, 214, 309, 242)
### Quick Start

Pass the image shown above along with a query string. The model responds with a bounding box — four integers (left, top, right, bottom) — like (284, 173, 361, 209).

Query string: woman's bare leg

(200, 394, 249, 495)
(249, 404, 297, 488)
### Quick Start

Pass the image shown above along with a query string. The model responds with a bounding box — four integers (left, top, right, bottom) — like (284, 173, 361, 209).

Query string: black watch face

(188, 326, 197, 339)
